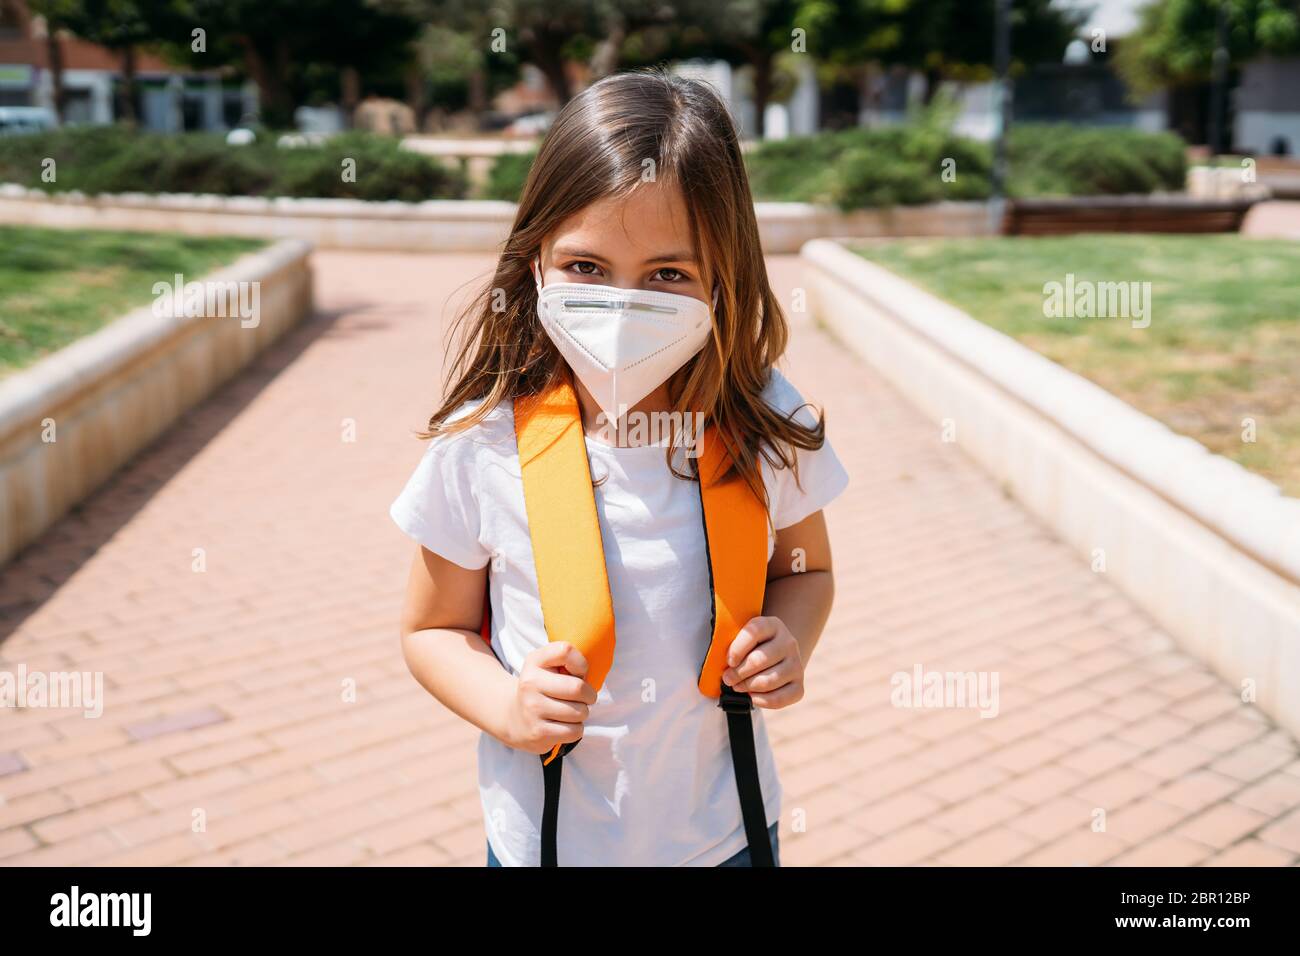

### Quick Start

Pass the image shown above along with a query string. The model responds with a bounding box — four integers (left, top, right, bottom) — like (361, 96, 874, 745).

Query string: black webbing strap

(719, 683, 774, 867)
(539, 740, 578, 867)
(538, 695, 770, 867)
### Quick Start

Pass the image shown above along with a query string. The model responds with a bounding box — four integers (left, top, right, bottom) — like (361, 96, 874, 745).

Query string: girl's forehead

(548, 183, 695, 258)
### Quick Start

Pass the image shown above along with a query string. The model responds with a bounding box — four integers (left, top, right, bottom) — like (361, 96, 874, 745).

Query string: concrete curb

(802, 237, 1300, 736)
(0, 238, 314, 567)
(0, 184, 992, 254)
(754, 201, 992, 252)
(0, 184, 516, 253)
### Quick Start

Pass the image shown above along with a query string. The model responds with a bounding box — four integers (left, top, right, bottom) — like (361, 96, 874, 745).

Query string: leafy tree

(821, 0, 1086, 103)
(663, 0, 1081, 135)
(379, 0, 1086, 135)
(408, 0, 607, 105)
(405, 0, 733, 107)
(1116, 0, 1300, 95)
(27, 0, 84, 122)
(154, 0, 423, 128)
(56, 1, 190, 124)
(673, 0, 812, 137)
(647, 0, 860, 137)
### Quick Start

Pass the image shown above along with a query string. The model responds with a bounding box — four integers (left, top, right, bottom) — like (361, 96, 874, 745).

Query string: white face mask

(532, 258, 715, 424)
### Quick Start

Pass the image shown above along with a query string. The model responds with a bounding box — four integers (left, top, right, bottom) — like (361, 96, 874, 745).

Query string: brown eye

(572, 261, 599, 275)
(655, 268, 684, 282)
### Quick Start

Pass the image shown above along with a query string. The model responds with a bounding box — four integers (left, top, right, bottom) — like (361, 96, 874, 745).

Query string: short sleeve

(762, 368, 850, 530)
(389, 425, 491, 571)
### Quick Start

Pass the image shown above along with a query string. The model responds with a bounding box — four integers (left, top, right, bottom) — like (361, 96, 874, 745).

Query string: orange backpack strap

(694, 423, 775, 867)
(512, 374, 617, 842)
(696, 424, 769, 697)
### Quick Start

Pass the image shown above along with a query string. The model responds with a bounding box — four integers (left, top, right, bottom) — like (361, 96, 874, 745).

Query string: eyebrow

(553, 247, 696, 265)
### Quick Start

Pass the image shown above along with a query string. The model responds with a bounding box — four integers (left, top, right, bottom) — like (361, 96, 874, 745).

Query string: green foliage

(744, 123, 991, 208)
(0, 126, 469, 200)
(482, 120, 1188, 208)
(740, 131, 847, 203)
(744, 120, 1188, 209)
(5, 120, 1188, 210)
(832, 128, 993, 208)
(1115, 0, 1300, 95)
(267, 133, 467, 201)
(483, 150, 537, 201)
(793, 0, 1085, 91)
(1007, 125, 1188, 197)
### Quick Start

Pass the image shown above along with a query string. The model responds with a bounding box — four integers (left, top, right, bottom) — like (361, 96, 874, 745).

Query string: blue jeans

(486, 821, 780, 867)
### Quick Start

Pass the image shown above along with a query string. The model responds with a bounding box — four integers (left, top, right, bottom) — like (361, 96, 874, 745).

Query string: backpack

(477, 375, 773, 866)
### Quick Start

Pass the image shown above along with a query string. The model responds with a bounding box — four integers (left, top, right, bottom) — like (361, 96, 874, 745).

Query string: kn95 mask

(532, 259, 715, 424)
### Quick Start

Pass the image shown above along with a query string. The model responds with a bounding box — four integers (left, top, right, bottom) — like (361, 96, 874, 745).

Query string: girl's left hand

(722, 616, 805, 710)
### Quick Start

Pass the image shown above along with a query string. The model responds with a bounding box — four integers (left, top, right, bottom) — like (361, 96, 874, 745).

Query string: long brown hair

(424, 68, 825, 506)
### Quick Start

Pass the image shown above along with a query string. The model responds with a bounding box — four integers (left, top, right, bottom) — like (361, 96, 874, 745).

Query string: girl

(391, 69, 849, 867)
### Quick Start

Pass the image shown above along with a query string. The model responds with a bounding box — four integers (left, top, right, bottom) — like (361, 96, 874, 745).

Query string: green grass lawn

(0, 226, 265, 377)
(852, 235, 1300, 496)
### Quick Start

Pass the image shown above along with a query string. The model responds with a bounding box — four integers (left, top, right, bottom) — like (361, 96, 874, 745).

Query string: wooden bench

(1003, 196, 1257, 236)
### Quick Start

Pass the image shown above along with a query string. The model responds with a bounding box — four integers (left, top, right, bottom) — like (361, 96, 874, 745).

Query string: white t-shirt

(389, 367, 849, 866)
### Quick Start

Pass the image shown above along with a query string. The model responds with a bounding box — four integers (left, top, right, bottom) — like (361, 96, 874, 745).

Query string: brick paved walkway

(1, 251, 1297, 866)
(1243, 199, 1300, 239)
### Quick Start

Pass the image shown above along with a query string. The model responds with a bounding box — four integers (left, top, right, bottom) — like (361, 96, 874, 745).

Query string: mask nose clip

(534, 254, 719, 313)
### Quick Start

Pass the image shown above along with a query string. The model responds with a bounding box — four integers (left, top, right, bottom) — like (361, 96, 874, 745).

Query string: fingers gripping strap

(696, 426, 769, 697)
(514, 379, 617, 696)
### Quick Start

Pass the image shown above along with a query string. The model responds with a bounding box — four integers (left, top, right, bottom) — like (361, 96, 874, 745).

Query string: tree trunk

(341, 65, 361, 129)
(404, 62, 426, 130)
(117, 45, 138, 125)
(271, 37, 292, 128)
(239, 36, 293, 128)
(921, 66, 942, 105)
(858, 64, 877, 126)
(588, 23, 625, 79)
(532, 43, 572, 105)
(240, 39, 272, 121)
(468, 66, 487, 116)
(751, 52, 774, 139)
(46, 28, 65, 124)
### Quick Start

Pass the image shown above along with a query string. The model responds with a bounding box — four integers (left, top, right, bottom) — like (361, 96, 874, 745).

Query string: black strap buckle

(718, 683, 753, 714)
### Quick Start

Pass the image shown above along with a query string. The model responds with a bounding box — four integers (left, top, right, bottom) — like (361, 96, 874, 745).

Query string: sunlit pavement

(1, 251, 1297, 866)
(1243, 199, 1300, 239)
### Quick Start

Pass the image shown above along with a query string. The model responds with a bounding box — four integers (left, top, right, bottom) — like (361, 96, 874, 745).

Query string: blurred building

(786, 0, 1297, 154)
(0, 0, 247, 130)
(1235, 58, 1300, 155)
(1015, 0, 1296, 154)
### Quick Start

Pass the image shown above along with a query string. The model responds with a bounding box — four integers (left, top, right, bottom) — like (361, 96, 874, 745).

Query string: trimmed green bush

(744, 125, 992, 209)
(8, 122, 1184, 209)
(831, 127, 993, 209)
(0, 126, 468, 201)
(484, 123, 1185, 209)
(742, 133, 845, 204)
(267, 133, 467, 202)
(1007, 124, 1187, 198)
(743, 122, 1186, 210)
(483, 150, 536, 201)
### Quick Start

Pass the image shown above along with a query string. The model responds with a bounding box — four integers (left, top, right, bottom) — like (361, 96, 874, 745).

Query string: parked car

(0, 106, 57, 136)
(504, 111, 554, 136)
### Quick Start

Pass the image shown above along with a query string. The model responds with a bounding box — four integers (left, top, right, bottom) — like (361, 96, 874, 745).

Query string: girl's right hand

(504, 642, 598, 755)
